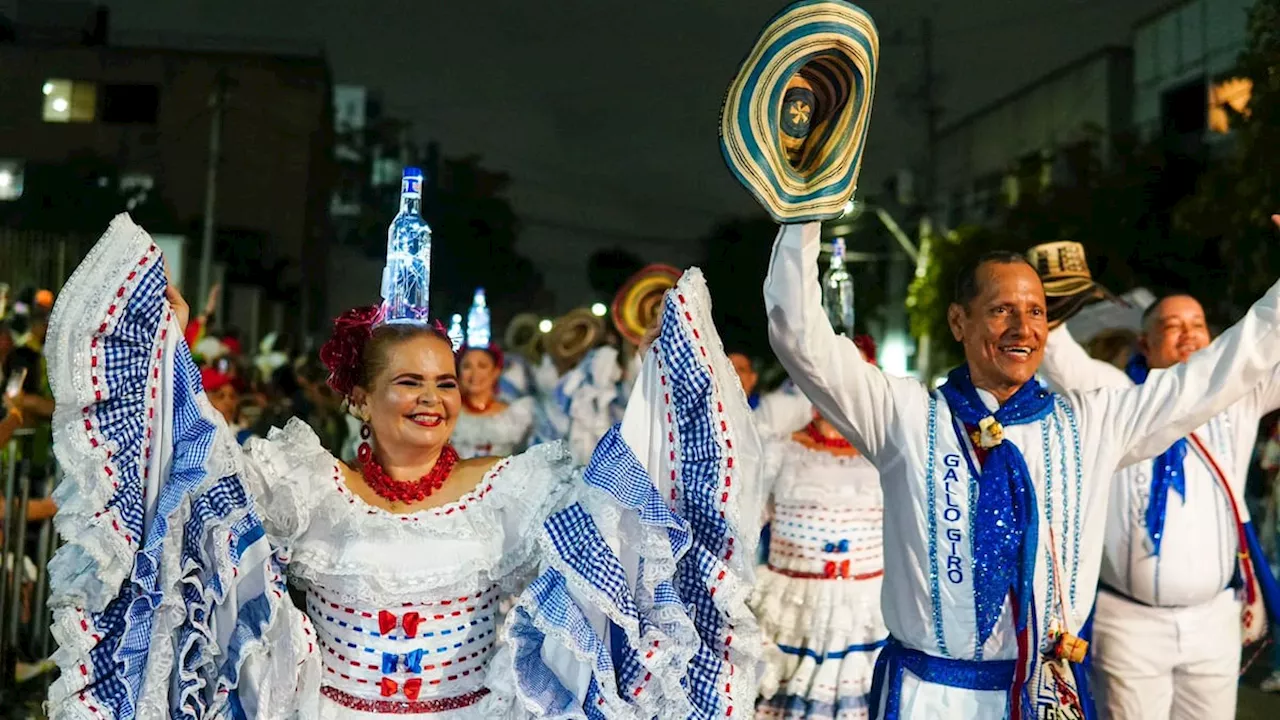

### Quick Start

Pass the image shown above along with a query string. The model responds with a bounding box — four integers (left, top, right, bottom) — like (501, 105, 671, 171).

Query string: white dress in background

(753, 438, 886, 720)
(450, 397, 535, 459)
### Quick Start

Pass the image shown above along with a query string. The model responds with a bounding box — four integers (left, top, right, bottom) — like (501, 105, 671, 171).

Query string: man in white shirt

(763, 221, 1280, 719)
(1038, 292, 1280, 720)
(728, 350, 813, 438)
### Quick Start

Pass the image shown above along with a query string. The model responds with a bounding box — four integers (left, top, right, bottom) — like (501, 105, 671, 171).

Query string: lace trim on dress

(45, 214, 318, 720)
(244, 422, 579, 603)
(504, 268, 765, 718)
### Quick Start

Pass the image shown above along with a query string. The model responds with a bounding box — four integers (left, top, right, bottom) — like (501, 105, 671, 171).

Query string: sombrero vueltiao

(611, 264, 682, 345)
(720, 0, 879, 223)
(546, 308, 604, 370)
(1026, 241, 1121, 325)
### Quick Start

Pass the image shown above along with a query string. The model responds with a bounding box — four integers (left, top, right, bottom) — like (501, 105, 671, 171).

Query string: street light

(538, 318, 553, 333)
(590, 302, 607, 317)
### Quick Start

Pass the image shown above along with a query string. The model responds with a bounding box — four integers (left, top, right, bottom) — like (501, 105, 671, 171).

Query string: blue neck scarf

(1124, 353, 1187, 557)
(939, 366, 1055, 649)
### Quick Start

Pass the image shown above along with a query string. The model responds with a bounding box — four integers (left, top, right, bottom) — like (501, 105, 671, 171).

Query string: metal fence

(0, 429, 59, 716)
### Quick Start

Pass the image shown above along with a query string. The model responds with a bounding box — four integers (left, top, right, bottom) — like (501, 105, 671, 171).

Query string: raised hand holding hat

(719, 0, 878, 223)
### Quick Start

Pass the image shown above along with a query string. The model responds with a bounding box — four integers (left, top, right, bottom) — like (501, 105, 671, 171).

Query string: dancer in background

(452, 342, 534, 459)
(451, 289, 535, 459)
(753, 335, 886, 720)
(1033, 247, 1280, 719)
(729, 349, 814, 439)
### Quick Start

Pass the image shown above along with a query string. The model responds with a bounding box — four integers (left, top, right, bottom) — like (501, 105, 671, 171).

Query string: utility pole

(920, 16, 940, 224)
(198, 71, 227, 307)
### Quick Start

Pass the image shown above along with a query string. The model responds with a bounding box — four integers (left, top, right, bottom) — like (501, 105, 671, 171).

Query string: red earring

(357, 422, 372, 465)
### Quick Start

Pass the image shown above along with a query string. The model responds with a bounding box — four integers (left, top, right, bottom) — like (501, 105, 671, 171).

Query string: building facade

(1132, 0, 1252, 140)
(934, 47, 1134, 228)
(0, 6, 335, 339)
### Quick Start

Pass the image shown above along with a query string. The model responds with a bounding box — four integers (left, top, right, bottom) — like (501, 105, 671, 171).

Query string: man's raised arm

(1078, 278, 1280, 469)
(1039, 325, 1133, 393)
(763, 222, 924, 461)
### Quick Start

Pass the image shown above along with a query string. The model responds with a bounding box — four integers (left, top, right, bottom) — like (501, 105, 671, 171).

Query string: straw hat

(719, 0, 879, 223)
(1026, 241, 1118, 326)
(504, 312, 543, 361)
(546, 308, 603, 372)
(611, 264, 681, 345)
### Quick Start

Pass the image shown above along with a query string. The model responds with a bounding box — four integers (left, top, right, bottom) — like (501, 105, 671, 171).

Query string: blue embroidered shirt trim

(938, 366, 1054, 650)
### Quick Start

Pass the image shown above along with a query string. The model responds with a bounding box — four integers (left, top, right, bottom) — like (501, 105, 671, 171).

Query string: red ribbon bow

(404, 678, 423, 701)
(823, 560, 852, 579)
(380, 677, 398, 697)
(378, 610, 423, 637)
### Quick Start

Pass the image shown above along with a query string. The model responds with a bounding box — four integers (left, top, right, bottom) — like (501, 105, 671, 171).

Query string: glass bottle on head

(381, 167, 433, 324)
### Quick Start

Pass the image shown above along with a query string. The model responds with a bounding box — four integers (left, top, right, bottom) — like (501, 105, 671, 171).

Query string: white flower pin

(977, 416, 1005, 449)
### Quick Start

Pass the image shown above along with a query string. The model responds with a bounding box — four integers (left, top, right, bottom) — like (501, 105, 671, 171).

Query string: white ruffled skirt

(750, 567, 888, 720)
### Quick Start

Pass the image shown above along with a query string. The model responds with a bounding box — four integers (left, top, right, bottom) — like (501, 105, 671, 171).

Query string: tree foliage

(906, 122, 1239, 373)
(423, 156, 549, 330)
(1174, 0, 1280, 318)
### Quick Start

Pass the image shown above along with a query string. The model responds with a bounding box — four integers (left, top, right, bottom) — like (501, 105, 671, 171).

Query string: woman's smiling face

(355, 332, 462, 455)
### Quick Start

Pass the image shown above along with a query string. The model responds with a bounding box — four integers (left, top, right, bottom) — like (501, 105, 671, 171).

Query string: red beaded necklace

(804, 421, 853, 450)
(360, 445, 460, 504)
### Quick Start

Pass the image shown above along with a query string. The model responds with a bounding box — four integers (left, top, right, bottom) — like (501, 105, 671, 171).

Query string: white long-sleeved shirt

(755, 383, 813, 439)
(763, 222, 1280, 717)
(1038, 326, 1280, 606)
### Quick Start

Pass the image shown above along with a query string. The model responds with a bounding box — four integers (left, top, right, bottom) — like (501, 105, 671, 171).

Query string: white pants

(1090, 588, 1240, 720)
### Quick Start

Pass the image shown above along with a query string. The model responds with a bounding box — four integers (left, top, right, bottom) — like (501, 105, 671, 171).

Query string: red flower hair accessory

(853, 334, 878, 366)
(320, 306, 451, 397)
(319, 305, 383, 397)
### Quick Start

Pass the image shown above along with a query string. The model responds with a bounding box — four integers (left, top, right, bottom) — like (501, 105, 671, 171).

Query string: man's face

(1139, 295, 1210, 369)
(728, 353, 758, 396)
(947, 261, 1048, 402)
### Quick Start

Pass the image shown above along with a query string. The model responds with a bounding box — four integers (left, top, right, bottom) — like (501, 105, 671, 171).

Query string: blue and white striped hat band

(720, 0, 879, 223)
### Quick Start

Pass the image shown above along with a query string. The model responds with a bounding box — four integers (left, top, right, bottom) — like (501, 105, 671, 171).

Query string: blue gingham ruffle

(503, 268, 764, 719)
(45, 214, 310, 720)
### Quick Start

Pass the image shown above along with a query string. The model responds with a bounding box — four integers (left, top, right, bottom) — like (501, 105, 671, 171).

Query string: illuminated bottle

(466, 288, 490, 348)
(822, 237, 855, 336)
(381, 167, 432, 324)
(447, 313, 465, 351)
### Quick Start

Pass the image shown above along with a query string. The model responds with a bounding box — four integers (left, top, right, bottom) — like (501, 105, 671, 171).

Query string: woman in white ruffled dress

(45, 215, 761, 720)
(450, 344, 534, 459)
(752, 336, 887, 720)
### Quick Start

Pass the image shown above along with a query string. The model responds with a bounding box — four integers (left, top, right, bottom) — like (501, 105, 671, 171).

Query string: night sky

(101, 0, 1168, 310)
